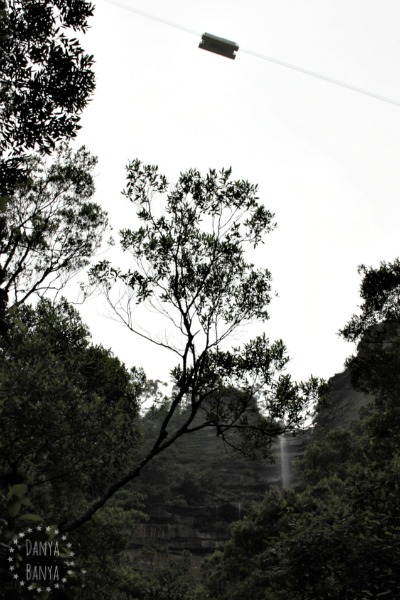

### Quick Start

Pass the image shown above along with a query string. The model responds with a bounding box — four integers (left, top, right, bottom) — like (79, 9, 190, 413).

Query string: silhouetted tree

(63, 161, 320, 533)
(0, 298, 144, 518)
(0, 0, 95, 194)
(0, 144, 108, 307)
(0, 0, 95, 336)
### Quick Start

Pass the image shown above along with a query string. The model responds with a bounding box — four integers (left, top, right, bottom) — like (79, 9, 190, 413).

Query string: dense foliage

(0, 298, 150, 598)
(202, 260, 400, 600)
(0, 0, 95, 194)
(0, 0, 95, 336)
(1, 144, 109, 307)
(202, 433, 400, 599)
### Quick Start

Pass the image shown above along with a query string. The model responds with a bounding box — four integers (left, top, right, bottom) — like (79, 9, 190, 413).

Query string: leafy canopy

(0, 144, 109, 307)
(94, 160, 275, 348)
(0, 0, 95, 182)
(0, 0, 95, 332)
(0, 298, 144, 523)
(340, 259, 400, 341)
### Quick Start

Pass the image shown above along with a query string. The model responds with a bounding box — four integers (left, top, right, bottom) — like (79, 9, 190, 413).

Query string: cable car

(199, 33, 239, 60)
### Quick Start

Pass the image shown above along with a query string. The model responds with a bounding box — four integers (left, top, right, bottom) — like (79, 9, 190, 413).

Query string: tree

(0, 298, 144, 518)
(62, 161, 320, 533)
(0, 0, 95, 335)
(0, 297, 151, 599)
(0, 144, 109, 307)
(340, 259, 400, 459)
(0, 0, 95, 194)
(340, 259, 400, 341)
(120, 548, 205, 600)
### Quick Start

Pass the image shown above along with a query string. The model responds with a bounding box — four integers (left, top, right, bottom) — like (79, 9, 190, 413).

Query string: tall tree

(0, 0, 95, 334)
(0, 298, 147, 599)
(63, 161, 320, 533)
(0, 298, 144, 521)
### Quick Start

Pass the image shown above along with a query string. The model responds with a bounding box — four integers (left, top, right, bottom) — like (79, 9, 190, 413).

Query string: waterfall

(279, 434, 291, 488)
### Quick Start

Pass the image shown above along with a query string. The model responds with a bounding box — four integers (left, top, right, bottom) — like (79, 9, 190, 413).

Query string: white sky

(71, 0, 400, 385)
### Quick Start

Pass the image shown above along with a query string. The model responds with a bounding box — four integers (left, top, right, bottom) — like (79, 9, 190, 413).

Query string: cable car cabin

(199, 33, 239, 60)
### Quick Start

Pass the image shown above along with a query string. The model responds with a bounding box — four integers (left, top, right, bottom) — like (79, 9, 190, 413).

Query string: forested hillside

(128, 406, 312, 558)
(201, 314, 400, 599)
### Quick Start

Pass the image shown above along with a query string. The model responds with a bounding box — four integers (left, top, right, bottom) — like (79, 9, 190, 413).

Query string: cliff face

(130, 427, 313, 555)
(130, 362, 372, 556)
(315, 368, 371, 432)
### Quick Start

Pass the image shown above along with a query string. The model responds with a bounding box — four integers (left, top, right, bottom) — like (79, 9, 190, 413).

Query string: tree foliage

(0, 0, 95, 336)
(94, 160, 275, 340)
(0, 0, 95, 193)
(0, 298, 144, 522)
(0, 144, 109, 307)
(121, 549, 204, 600)
(203, 431, 400, 600)
(340, 259, 400, 458)
(340, 259, 400, 341)
(0, 296, 150, 598)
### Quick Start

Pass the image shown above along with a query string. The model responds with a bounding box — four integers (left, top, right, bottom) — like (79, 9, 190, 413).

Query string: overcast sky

(72, 0, 400, 385)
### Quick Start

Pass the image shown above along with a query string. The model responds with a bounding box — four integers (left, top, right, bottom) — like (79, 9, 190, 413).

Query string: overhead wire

(103, 0, 201, 37)
(240, 46, 400, 108)
(102, 0, 400, 109)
